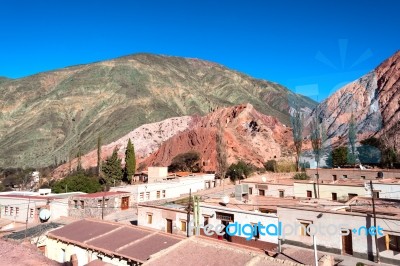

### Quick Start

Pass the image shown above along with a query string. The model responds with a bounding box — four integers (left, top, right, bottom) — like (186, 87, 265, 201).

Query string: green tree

(382, 148, 397, 168)
(310, 115, 324, 168)
(124, 138, 136, 183)
(290, 103, 304, 171)
(102, 147, 122, 185)
(97, 134, 102, 177)
(76, 146, 83, 172)
(51, 172, 102, 193)
(348, 113, 357, 165)
(332, 146, 348, 167)
(216, 120, 228, 179)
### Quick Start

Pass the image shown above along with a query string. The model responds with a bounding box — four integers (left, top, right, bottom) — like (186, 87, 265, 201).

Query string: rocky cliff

(311, 51, 399, 147)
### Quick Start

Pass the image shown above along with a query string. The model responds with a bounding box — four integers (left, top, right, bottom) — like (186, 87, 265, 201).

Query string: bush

(51, 172, 103, 193)
(299, 161, 310, 171)
(227, 161, 255, 181)
(276, 161, 297, 173)
(264, 160, 277, 172)
(293, 172, 310, 180)
(169, 151, 202, 172)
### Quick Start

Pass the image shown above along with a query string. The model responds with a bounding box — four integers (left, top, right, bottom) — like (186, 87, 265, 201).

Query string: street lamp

(313, 213, 323, 266)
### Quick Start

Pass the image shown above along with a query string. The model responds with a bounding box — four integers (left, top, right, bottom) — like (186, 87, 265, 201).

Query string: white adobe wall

(365, 183, 400, 200)
(293, 182, 366, 201)
(200, 204, 279, 244)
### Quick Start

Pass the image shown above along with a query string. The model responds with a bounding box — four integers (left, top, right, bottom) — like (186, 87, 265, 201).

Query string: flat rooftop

(74, 191, 129, 198)
(144, 236, 301, 266)
(47, 219, 184, 263)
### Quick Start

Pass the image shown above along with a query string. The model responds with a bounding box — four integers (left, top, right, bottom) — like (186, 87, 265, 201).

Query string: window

(4, 206, 8, 215)
(97, 200, 102, 208)
(139, 192, 144, 201)
(343, 175, 348, 179)
(307, 190, 312, 198)
(181, 220, 187, 232)
(74, 200, 78, 209)
(373, 191, 380, 199)
(348, 193, 358, 200)
(147, 213, 153, 224)
(299, 221, 312, 237)
(104, 199, 109, 208)
(162, 190, 166, 198)
(279, 190, 284, 198)
(332, 175, 337, 181)
(386, 234, 400, 252)
(259, 189, 265, 196)
(80, 200, 85, 209)
(332, 193, 338, 201)
(249, 188, 253, 195)
(157, 191, 161, 199)
(29, 208, 34, 218)
(10, 207, 14, 216)
(15, 207, 19, 216)
(203, 216, 209, 226)
(361, 176, 366, 179)
(146, 192, 150, 200)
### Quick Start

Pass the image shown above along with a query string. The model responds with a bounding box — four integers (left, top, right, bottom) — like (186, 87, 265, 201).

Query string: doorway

(166, 219, 173, 234)
(121, 196, 129, 210)
(342, 230, 353, 255)
(222, 220, 232, 242)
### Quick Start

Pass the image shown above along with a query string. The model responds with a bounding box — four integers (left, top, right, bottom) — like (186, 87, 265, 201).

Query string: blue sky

(0, 0, 399, 101)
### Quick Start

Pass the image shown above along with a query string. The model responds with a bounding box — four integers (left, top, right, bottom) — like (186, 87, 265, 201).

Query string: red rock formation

(142, 103, 295, 171)
(53, 103, 301, 177)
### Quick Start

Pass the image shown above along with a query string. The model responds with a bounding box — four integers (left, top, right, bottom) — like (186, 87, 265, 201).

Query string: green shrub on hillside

(264, 160, 277, 172)
(293, 172, 310, 180)
(51, 172, 103, 193)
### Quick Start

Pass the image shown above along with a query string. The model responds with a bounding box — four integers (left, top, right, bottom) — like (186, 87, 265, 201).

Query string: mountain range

(0, 54, 316, 168)
(0, 51, 398, 172)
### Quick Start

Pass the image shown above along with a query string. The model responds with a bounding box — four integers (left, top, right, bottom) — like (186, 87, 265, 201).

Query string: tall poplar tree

(124, 138, 136, 183)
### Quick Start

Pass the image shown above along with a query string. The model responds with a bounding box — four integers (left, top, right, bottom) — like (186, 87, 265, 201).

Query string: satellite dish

(39, 208, 51, 222)
(222, 195, 230, 204)
(261, 176, 267, 182)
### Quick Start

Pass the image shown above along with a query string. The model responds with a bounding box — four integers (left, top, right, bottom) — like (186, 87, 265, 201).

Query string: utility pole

(187, 189, 192, 237)
(24, 198, 31, 239)
(370, 180, 380, 263)
(102, 195, 105, 220)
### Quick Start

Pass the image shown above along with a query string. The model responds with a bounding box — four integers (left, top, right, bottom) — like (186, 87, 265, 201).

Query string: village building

(0, 189, 85, 224)
(277, 196, 400, 265)
(364, 179, 400, 200)
(306, 168, 400, 182)
(241, 177, 295, 198)
(68, 191, 132, 220)
(110, 173, 215, 203)
(293, 180, 366, 201)
(45, 219, 185, 265)
(138, 191, 302, 250)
